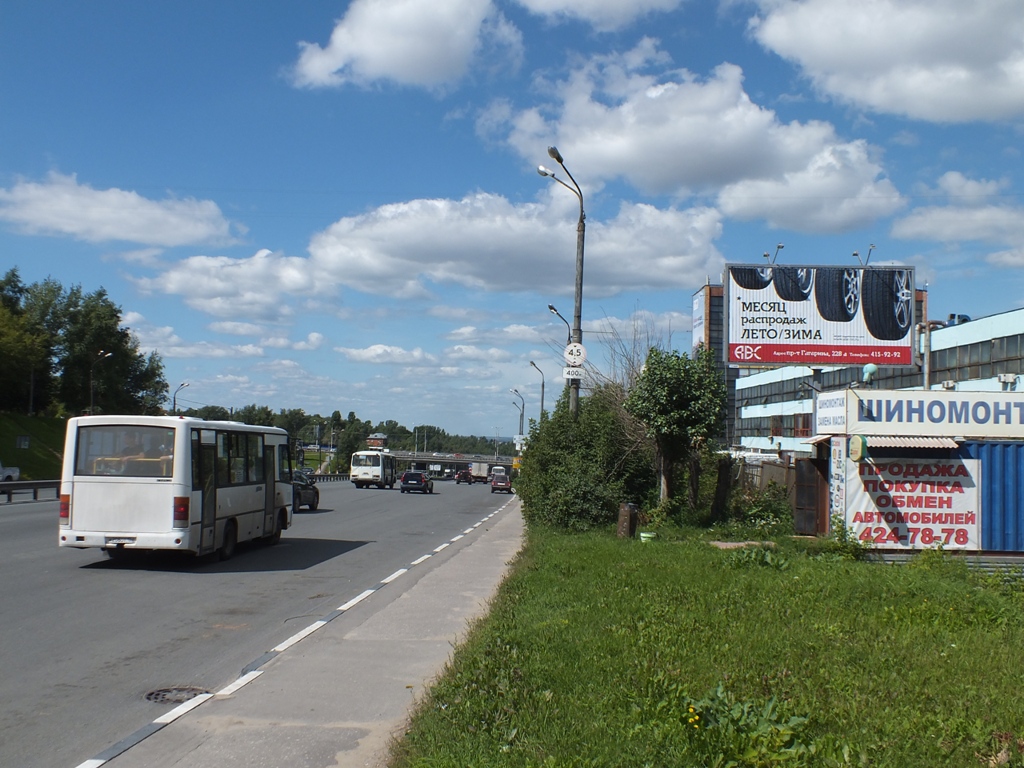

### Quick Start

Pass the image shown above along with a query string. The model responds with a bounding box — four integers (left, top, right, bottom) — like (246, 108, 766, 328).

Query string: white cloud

(293, 332, 325, 351)
(749, 0, 1024, 122)
(290, 0, 521, 90)
(209, 321, 264, 336)
(308, 190, 724, 299)
(934, 171, 1009, 205)
(514, 0, 685, 32)
(591, 309, 692, 341)
(132, 320, 266, 359)
(0, 172, 238, 246)
(133, 249, 318, 321)
(987, 248, 1024, 268)
(334, 344, 438, 364)
(443, 344, 513, 362)
(498, 42, 900, 233)
(893, 205, 1024, 244)
(718, 140, 904, 232)
(892, 172, 1024, 244)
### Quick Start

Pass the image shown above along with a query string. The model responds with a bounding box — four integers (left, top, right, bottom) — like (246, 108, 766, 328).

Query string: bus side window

(248, 434, 264, 483)
(191, 432, 202, 490)
(278, 444, 293, 482)
(216, 432, 231, 487)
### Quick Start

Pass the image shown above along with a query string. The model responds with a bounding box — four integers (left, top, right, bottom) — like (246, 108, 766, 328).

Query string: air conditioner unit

(941, 380, 957, 390)
(998, 373, 1018, 384)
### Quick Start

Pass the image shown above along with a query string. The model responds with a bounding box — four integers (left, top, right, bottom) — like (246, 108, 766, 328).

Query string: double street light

(538, 146, 585, 418)
(529, 361, 545, 420)
(510, 388, 525, 436)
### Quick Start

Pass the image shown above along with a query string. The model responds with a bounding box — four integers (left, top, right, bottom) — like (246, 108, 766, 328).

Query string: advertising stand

(813, 389, 1024, 554)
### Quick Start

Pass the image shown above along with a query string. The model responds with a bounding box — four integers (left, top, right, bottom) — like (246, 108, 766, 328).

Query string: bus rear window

(75, 426, 175, 477)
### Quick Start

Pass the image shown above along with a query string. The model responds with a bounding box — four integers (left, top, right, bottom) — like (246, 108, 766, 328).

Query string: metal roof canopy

(803, 434, 959, 448)
(867, 436, 959, 448)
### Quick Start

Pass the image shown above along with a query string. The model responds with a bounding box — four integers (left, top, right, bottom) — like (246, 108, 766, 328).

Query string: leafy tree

(624, 345, 726, 505)
(275, 408, 309, 438)
(187, 405, 231, 421)
(0, 304, 49, 412)
(0, 267, 27, 314)
(55, 286, 166, 415)
(233, 404, 276, 426)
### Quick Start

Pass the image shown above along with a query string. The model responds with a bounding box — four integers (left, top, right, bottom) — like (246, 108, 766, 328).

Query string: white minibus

(350, 449, 397, 489)
(59, 415, 294, 559)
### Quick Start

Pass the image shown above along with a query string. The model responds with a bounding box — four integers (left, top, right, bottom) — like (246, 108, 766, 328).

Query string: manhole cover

(145, 686, 211, 704)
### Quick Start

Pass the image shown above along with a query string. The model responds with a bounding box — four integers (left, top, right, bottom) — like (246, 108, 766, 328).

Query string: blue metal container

(958, 441, 1024, 552)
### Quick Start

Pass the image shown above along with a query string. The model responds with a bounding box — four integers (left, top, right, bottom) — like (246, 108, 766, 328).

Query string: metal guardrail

(0, 480, 60, 503)
(311, 473, 350, 482)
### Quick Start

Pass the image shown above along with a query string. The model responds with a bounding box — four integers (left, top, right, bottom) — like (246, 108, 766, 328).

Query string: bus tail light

(173, 497, 190, 528)
(59, 494, 70, 525)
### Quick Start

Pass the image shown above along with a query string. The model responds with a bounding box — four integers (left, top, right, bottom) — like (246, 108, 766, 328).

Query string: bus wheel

(219, 520, 238, 561)
(266, 511, 284, 545)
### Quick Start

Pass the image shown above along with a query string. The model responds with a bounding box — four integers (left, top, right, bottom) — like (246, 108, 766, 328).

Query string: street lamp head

(547, 146, 563, 163)
(537, 165, 555, 177)
(548, 304, 558, 314)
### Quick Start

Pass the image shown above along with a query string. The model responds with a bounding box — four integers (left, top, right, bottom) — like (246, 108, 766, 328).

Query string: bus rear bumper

(58, 530, 195, 551)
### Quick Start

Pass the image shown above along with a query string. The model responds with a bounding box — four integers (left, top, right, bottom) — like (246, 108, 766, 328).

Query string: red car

(455, 469, 474, 484)
(490, 473, 512, 494)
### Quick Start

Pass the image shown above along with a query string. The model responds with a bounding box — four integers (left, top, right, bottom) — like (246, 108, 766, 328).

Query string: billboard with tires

(725, 264, 915, 366)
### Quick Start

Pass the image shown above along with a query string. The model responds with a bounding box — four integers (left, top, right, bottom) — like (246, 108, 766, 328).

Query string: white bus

(59, 415, 294, 560)
(350, 449, 397, 489)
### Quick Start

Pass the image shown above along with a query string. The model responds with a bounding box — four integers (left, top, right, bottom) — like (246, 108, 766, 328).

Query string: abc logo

(733, 345, 762, 361)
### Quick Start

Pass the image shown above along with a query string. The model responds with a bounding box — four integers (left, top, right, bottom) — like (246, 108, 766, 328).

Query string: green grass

(0, 413, 67, 480)
(390, 528, 1024, 767)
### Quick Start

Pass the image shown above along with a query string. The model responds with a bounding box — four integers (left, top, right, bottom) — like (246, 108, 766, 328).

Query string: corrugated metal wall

(958, 441, 1024, 552)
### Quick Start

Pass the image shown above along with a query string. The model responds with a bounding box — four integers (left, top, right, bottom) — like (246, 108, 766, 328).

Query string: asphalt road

(0, 479, 501, 768)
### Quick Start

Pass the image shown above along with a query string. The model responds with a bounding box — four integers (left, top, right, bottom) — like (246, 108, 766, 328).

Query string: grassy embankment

(391, 528, 1024, 767)
(0, 414, 66, 480)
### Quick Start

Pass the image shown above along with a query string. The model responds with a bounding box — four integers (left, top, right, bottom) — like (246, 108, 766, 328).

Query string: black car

(455, 469, 473, 484)
(292, 472, 320, 510)
(400, 471, 434, 494)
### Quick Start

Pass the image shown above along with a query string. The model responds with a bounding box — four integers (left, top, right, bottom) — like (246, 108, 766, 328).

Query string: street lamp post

(530, 361, 545, 420)
(547, 304, 571, 345)
(510, 388, 525, 436)
(171, 381, 189, 414)
(89, 350, 113, 415)
(539, 146, 585, 418)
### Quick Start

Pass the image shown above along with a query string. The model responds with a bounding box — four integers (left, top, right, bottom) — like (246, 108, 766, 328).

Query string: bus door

(262, 446, 276, 534)
(192, 429, 218, 556)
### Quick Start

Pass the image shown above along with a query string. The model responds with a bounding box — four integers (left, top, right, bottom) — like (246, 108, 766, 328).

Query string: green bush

(516, 385, 654, 532)
(800, 514, 870, 560)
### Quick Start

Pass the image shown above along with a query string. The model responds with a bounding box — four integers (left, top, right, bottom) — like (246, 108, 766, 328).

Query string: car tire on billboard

(862, 268, 913, 340)
(731, 266, 773, 290)
(814, 267, 860, 322)
(772, 267, 813, 301)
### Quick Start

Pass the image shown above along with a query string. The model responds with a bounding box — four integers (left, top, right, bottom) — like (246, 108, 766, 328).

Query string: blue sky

(3, 0, 1024, 436)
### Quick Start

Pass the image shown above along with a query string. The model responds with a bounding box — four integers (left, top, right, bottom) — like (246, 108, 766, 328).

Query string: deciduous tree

(624, 346, 725, 505)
